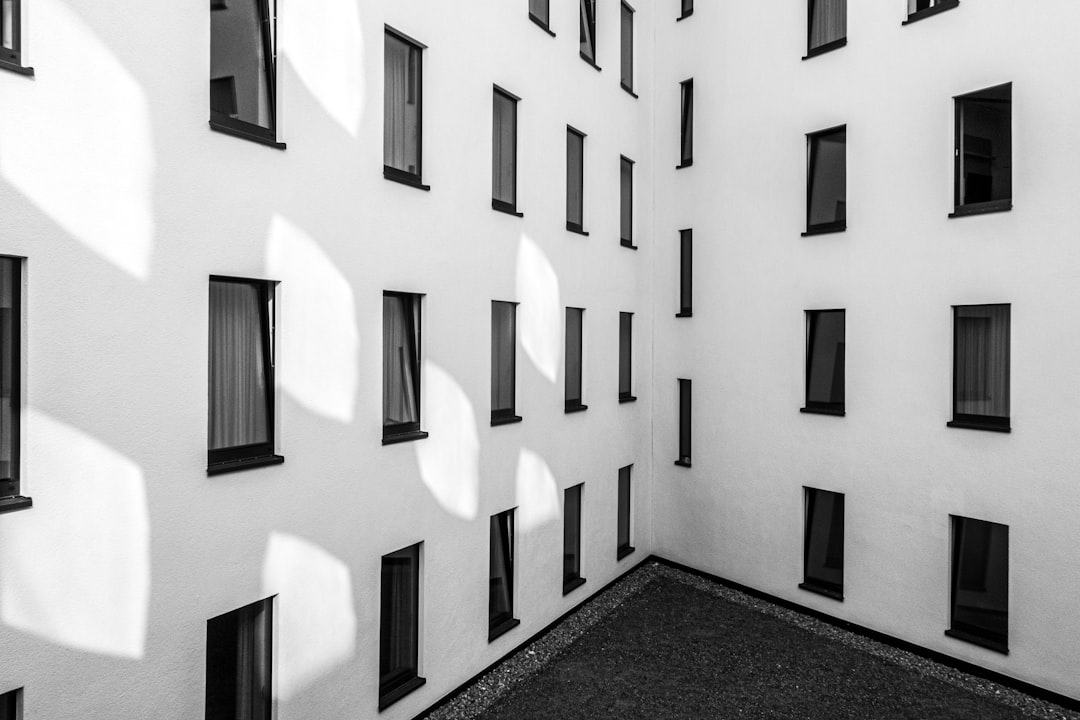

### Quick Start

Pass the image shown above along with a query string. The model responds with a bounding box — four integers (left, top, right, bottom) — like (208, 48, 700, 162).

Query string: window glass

(493, 89, 517, 211)
(620, 157, 633, 246)
(579, 0, 596, 62)
(619, 313, 633, 399)
(529, 0, 549, 26)
(681, 0, 693, 18)
(383, 293, 421, 438)
(566, 129, 585, 230)
(808, 0, 846, 52)
(380, 543, 422, 706)
(1, 0, 18, 58)
(489, 510, 516, 636)
(206, 598, 273, 720)
(952, 304, 1010, 428)
(805, 309, 845, 414)
(679, 230, 693, 316)
(0, 688, 20, 720)
(0, 258, 19, 500)
(384, 30, 422, 180)
(677, 379, 691, 465)
(950, 516, 1009, 650)
(617, 465, 633, 558)
(680, 80, 694, 166)
(806, 127, 846, 232)
(563, 484, 584, 592)
(491, 301, 517, 421)
(955, 84, 1011, 210)
(210, 0, 276, 135)
(620, 3, 634, 91)
(802, 488, 844, 597)
(565, 308, 584, 409)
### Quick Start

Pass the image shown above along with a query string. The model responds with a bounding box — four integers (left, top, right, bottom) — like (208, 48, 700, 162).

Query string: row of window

(802, 487, 1008, 654)
(806, 0, 960, 59)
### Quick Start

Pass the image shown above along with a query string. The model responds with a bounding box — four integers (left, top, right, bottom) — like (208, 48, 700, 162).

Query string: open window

(489, 509, 519, 641)
(800, 488, 844, 600)
(580, 0, 598, 68)
(948, 516, 1008, 653)
(803, 309, 845, 415)
(806, 0, 846, 58)
(952, 83, 1011, 217)
(804, 126, 846, 235)
(563, 484, 586, 594)
(380, 543, 425, 709)
(383, 292, 427, 444)
(210, 0, 281, 147)
(206, 597, 273, 720)
(384, 27, 427, 189)
(565, 308, 586, 412)
(949, 304, 1010, 432)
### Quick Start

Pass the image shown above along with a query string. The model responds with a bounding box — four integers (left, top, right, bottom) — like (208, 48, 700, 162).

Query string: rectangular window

(383, 292, 426, 443)
(800, 488, 844, 599)
(953, 83, 1012, 217)
(489, 509, 519, 641)
(0, 0, 28, 72)
(384, 28, 426, 189)
(492, 87, 520, 215)
(0, 688, 21, 720)
(620, 156, 635, 248)
(949, 304, 1010, 432)
(948, 516, 1008, 653)
(205, 597, 273, 720)
(529, 0, 551, 31)
(678, 229, 692, 317)
(618, 312, 635, 402)
(803, 309, 845, 415)
(579, 0, 597, 66)
(566, 127, 586, 234)
(563, 484, 585, 594)
(210, 0, 279, 146)
(806, 0, 846, 57)
(620, 3, 634, 93)
(676, 379, 691, 466)
(565, 308, 586, 412)
(380, 543, 425, 709)
(805, 126, 846, 235)
(491, 301, 520, 425)
(678, 79, 693, 168)
(905, 0, 959, 24)
(208, 277, 280, 473)
(0, 258, 23, 511)
(617, 465, 634, 559)
(680, 0, 694, 19)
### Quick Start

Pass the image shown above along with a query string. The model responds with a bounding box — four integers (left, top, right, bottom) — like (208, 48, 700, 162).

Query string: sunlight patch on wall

(282, 0, 364, 136)
(0, 409, 150, 659)
(262, 532, 356, 700)
(515, 448, 560, 532)
(415, 361, 479, 520)
(516, 234, 561, 384)
(266, 214, 359, 423)
(0, 0, 154, 280)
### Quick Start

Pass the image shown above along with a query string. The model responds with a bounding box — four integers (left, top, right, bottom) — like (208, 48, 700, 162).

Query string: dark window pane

(563, 484, 583, 590)
(579, 0, 596, 61)
(493, 90, 517, 209)
(529, 0, 549, 25)
(803, 488, 844, 594)
(951, 517, 1008, 647)
(383, 293, 421, 437)
(680, 80, 693, 165)
(0, 688, 19, 720)
(210, 0, 275, 132)
(489, 510, 515, 631)
(384, 31, 422, 178)
(492, 302, 517, 418)
(681, 0, 693, 17)
(620, 3, 633, 90)
(619, 313, 632, 398)
(808, 0, 846, 50)
(617, 465, 632, 554)
(206, 598, 273, 720)
(956, 84, 1011, 207)
(2, 0, 21, 62)
(380, 544, 421, 698)
(805, 310, 845, 413)
(0, 258, 19, 498)
(620, 157, 633, 244)
(678, 379, 691, 464)
(679, 229, 692, 315)
(567, 129, 585, 229)
(565, 308, 583, 408)
(953, 304, 1010, 423)
(807, 127, 846, 231)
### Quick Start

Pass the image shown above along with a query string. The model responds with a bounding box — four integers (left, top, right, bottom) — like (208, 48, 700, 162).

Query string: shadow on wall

(517, 234, 562, 385)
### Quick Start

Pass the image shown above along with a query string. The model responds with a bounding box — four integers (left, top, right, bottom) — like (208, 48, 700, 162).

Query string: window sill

(0, 59, 34, 76)
(903, 0, 959, 25)
(676, 160, 693, 170)
(382, 430, 429, 446)
(676, 311, 693, 318)
(801, 406, 845, 417)
(491, 414, 523, 427)
(384, 167, 430, 192)
(378, 675, 427, 711)
(566, 223, 590, 237)
(492, 200, 523, 217)
(620, 83, 639, 99)
(948, 199, 1011, 218)
(801, 224, 846, 237)
(529, 13, 556, 37)
(947, 419, 1011, 433)
(207, 454, 285, 476)
(676, 9, 693, 21)
(617, 545, 636, 561)
(619, 394, 637, 403)
(488, 617, 521, 643)
(799, 582, 844, 601)
(579, 53, 602, 72)
(564, 403, 589, 414)
(562, 576, 587, 596)
(674, 458, 692, 468)
(209, 120, 286, 150)
(945, 628, 1008, 655)
(0, 496, 32, 514)
(802, 37, 847, 60)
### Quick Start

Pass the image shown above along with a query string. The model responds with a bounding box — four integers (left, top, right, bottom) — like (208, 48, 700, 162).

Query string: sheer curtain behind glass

(205, 598, 272, 720)
(954, 305, 1009, 421)
(1, 0, 15, 52)
(566, 130, 584, 228)
(620, 3, 633, 89)
(563, 485, 582, 585)
(380, 546, 419, 694)
(383, 294, 420, 433)
(809, 0, 846, 50)
(620, 158, 633, 244)
(0, 259, 15, 486)
(618, 313, 632, 398)
(579, 0, 596, 60)
(565, 308, 583, 407)
(209, 0, 274, 130)
(529, 0, 549, 25)
(491, 302, 516, 417)
(617, 466, 632, 554)
(489, 512, 514, 629)
(807, 128, 846, 230)
(492, 91, 516, 208)
(384, 32, 420, 176)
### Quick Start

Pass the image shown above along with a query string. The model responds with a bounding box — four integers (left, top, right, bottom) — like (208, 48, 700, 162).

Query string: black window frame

(382, 291, 428, 445)
(0, 257, 26, 514)
(947, 515, 1009, 654)
(951, 83, 1012, 218)
(566, 126, 588, 235)
(209, 0, 283, 149)
(563, 483, 586, 594)
(529, 0, 555, 36)
(805, 0, 847, 59)
(492, 86, 522, 217)
(620, 155, 636, 248)
(565, 307, 587, 413)
(207, 276, 282, 475)
(489, 508, 520, 641)
(799, 487, 845, 600)
(803, 125, 847, 236)
(948, 303, 1011, 432)
(802, 309, 846, 416)
(618, 312, 636, 402)
(379, 542, 425, 709)
(579, 0, 599, 70)
(384, 26, 429, 191)
(205, 596, 274, 720)
(0, 0, 32, 76)
(620, 2, 636, 96)
(617, 465, 634, 560)
(678, 79, 693, 168)
(677, 229, 692, 317)
(678, 0, 694, 20)
(903, 0, 959, 25)
(491, 300, 522, 425)
(675, 378, 691, 467)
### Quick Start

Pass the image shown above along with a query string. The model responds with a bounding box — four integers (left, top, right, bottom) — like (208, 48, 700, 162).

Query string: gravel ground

(425, 562, 1080, 720)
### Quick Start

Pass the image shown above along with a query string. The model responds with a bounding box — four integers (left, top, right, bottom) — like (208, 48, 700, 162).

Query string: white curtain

(209, 281, 269, 451)
(383, 295, 419, 427)
(235, 601, 271, 720)
(384, 34, 419, 174)
(808, 129, 846, 227)
(955, 305, 1009, 419)
(810, 0, 846, 49)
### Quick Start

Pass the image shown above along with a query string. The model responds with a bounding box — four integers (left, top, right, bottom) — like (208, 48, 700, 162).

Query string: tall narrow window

(529, 0, 552, 32)
(806, 0, 846, 57)
(492, 301, 521, 425)
(950, 304, 1010, 432)
(492, 87, 520, 215)
(675, 379, 691, 466)
(948, 516, 1008, 653)
(384, 28, 427, 189)
(565, 308, 586, 412)
(0, 688, 21, 720)
(905, 0, 959, 24)
(566, 127, 587, 234)
(804, 126, 846, 235)
(677, 229, 693, 317)
(0, 0, 28, 72)
(679, 0, 694, 20)
(210, 0, 279, 146)
(208, 277, 280, 473)
(678, 80, 693, 168)
(383, 292, 426, 443)
(206, 597, 273, 720)
(617, 465, 634, 559)
(800, 488, 844, 600)
(618, 312, 635, 402)
(489, 509, 519, 641)
(620, 3, 635, 94)
(952, 83, 1012, 217)
(803, 309, 845, 415)
(579, 0, 597, 66)
(380, 543, 425, 709)
(0, 258, 23, 510)
(563, 484, 585, 594)
(620, 156, 635, 248)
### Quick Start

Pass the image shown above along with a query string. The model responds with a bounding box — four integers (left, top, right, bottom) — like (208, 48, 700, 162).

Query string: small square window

(952, 83, 1011, 217)
(489, 509, 519, 641)
(492, 87, 521, 216)
(806, 0, 846, 58)
(678, 80, 693, 168)
(383, 292, 427, 444)
(620, 156, 635, 248)
(492, 301, 521, 425)
(565, 308, 586, 412)
(617, 465, 634, 559)
(904, 0, 959, 25)
(620, 3, 635, 94)
(210, 0, 281, 147)
(0, 688, 22, 720)
(380, 543, 425, 709)
(563, 483, 586, 594)
(1, 0, 32, 74)
(804, 126, 846, 235)
(803, 309, 845, 416)
(579, 0, 598, 67)
(948, 304, 1010, 432)
(618, 312, 635, 402)
(384, 28, 428, 190)
(0, 257, 26, 513)
(947, 516, 1008, 653)
(566, 127, 587, 234)
(677, 229, 693, 317)
(800, 488, 844, 600)
(675, 379, 691, 467)
(205, 597, 273, 720)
